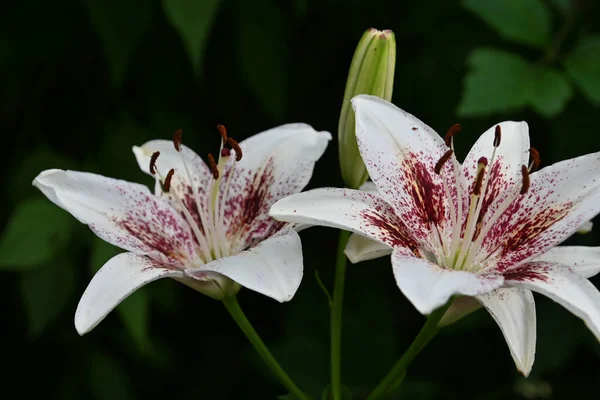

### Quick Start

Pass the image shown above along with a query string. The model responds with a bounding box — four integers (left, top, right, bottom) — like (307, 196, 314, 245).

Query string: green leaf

(463, 0, 551, 48)
(458, 48, 572, 118)
(88, 352, 134, 400)
(90, 238, 153, 356)
(162, 0, 222, 73)
(20, 258, 76, 338)
(0, 199, 73, 270)
(85, 0, 153, 86)
(458, 48, 533, 116)
(526, 67, 573, 118)
(235, 0, 289, 119)
(564, 35, 600, 106)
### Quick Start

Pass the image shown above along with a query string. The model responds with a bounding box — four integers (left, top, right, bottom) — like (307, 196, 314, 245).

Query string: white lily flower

(33, 124, 331, 335)
(270, 95, 600, 376)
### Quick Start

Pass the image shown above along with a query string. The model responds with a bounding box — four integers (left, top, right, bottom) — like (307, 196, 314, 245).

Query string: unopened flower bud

(338, 28, 396, 189)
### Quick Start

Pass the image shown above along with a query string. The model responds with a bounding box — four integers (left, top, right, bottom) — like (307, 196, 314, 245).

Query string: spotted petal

(270, 188, 421, 251)
(486, 152, 600, 271)
(33, 169, 200, 266)
(352, 95, 457, 247)
(533, 246, 600, 278)
(505, 262, 600, 341)
(185, 229, 303, 302)
(476, 288, 536, 376)
(391, 248, 504, 315)
(222, 124, 331, 251)
(75, 253, 183, 335)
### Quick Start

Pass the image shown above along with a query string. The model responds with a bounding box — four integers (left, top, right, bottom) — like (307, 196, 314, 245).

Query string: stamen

(164, 169, 175, 192)
(150, 151, 160, 175)
(435, 149, 454, 175)
(493, 125, 501, 147)
(520, 165, 530, 194)
(444, 124, 461, 147)
(217, 124, 228, 141)
(207, 154, 219, 179)
(173, 129, 183, 151)
(529, 148, 540, 172)
(473, 166, 486, 196)
(227, 138, 243, 161)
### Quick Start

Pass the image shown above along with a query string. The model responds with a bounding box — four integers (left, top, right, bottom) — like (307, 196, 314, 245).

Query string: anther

(520, 165, 530, 194)
(444, 123, 461, 147)
(493, 125, 501, 147)
(434, 149, 454, 175)
(217, 125, 228, 141)
(207, 154, 219, 179)
(150, 151, 160, 175)
(529, 148, 540, 171)
(173, 129, 183, 151)
(164, 169, 175, 192)
(473, 158, 488, 196)
(227, 138, 243, 161)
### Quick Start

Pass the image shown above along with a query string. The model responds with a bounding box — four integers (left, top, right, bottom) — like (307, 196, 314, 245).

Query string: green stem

(223, 296, 311, 400)
(330, 230, 351, 400)
(367, 301, 452, 400)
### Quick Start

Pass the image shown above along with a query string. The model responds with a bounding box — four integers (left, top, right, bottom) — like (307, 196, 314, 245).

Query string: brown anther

(173, 129, 183, 151)
(493, 125, 501, 147)
(529, 148, 540, 171)
(164, 169, 175, 192)
(444, 123, 461, 147)
(207, 154, 219, 179)
(227, 138, 242, 161)
(216, 124, 228, 141)
(149, 151, 160, 175)
(434, 149, 454, 175)
(473, 167, 486, 196)
(520, 165, 530, 195)
(478, 156, 488, 166)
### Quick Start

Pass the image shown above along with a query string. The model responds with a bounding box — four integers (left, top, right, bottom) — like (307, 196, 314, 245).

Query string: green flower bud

(338, 28, 396, 189)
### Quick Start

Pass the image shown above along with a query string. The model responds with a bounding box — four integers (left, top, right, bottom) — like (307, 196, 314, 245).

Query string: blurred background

(1, 0, 599, 398)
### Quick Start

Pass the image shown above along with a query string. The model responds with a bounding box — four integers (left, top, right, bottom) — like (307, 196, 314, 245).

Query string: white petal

(186, 229, 304, 302)
(33, 169, 200, 266)
(391, 248, 504, 315)
(577, 220, 593, 234)
(439, 296, 482, 327)
(344, 233, 392, 263)
(533, 246, 600, 278)
(270, 188, 422, 251)
(75, 253, 183, 335)
(505, 262, 600, 341)
(358, 180, 378, 193)
(476, 288, 536, 377)
(222, 124, 331, 249)
(488, 151, 600, 270)
(351, 95, 457, 246)
(462, 121, 530, 235)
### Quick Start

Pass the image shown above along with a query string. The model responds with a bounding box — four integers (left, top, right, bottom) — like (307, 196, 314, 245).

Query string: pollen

(493, 125, 501, 147)
(227, 138, 243, 161)
(520, 165, 530, 194)
(207, 153, 219, 179)
(173, 129, 183, 151)
(529, 148, 540, 172)
(217, 124, 228, 141)
(444, 123, 461, 147)
(435, 149, 454, 175)
(150, 151, 160, 175)
(164, 169, 175, 192)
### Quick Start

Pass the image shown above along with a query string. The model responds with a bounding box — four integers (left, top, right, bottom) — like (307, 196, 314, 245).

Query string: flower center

(434, 124, 539, 273)
(150, 126, 243, 264)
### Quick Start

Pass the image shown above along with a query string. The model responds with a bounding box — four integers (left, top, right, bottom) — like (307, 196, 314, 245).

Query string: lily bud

(338, 28, 396, 189)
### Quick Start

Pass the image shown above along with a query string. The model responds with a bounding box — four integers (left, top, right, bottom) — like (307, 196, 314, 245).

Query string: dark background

(1, 0, 599, 399)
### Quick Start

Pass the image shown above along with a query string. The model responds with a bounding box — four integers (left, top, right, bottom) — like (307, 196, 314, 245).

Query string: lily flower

(270, 95, 600, 376)
(33, 124, 331, 335)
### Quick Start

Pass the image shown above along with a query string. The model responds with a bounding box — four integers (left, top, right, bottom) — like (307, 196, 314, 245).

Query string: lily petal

(223, 124, 331, 249)
(489, 151, 600, 271)
(270, 188, 420, 251)
(133, 140, 212, 228)
(185, 229, 303, 302)
(345, 233, 392, 263)
(352, 95, 456, 245)
(391, 248, 504, 315)
(75, 253, 183, 335)
(462, 121, 530, 234)
(533, 246, 600, 278)
(505, 262, 600, 341)
(476, 288, 536, 377)
(33, 169, 200, 266)
(439, 296, 482, 327)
